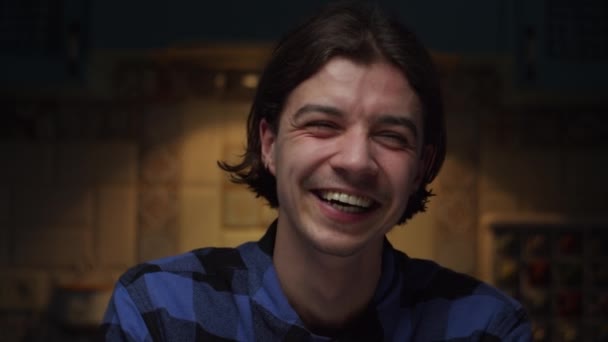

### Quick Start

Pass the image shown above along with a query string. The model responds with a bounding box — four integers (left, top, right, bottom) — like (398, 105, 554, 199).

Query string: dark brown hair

(219, 1, 446, 224)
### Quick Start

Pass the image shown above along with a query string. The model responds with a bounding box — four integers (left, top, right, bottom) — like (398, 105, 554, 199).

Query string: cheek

(381, 157, 420, 188)
(280, 136, 333, 166)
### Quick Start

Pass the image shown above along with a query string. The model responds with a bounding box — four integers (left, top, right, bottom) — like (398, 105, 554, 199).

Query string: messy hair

(219, 2, 446, 224)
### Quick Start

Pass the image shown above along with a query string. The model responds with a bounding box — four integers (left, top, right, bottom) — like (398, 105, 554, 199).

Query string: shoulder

(111, 244, 258, 315)
(104, 245, 257, 341)
(393, 252, 531, 340)
(118, 245, 253, 291)
(392, 251, 518, 308)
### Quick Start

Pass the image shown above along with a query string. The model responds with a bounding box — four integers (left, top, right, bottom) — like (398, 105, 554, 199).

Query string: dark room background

(1, 1, 607, 341)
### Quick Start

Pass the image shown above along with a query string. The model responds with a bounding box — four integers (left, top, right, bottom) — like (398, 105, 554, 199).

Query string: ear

(260, 118, 277, 175)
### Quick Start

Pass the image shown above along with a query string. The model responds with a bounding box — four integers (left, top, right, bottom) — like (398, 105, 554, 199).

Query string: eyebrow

(293, 104, 343, 120)
(294, 103, 419, 139)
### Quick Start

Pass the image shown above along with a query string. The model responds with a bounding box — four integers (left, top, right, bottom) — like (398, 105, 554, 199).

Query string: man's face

(261, 57, 424, 257)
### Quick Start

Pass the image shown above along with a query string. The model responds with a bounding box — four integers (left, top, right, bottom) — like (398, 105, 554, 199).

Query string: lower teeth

(330, 202, 366, 213)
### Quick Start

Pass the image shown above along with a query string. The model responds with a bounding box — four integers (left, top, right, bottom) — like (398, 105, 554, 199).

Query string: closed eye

(375, 132, 413, 150)
(307, 120, 337, 129)
(304, 120, 341, 137)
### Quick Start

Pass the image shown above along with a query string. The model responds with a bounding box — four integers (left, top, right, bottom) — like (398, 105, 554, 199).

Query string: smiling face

(261, 57, 424, 257)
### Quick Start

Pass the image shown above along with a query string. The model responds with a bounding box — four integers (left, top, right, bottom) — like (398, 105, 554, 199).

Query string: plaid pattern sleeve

(100, 223, 532, 341)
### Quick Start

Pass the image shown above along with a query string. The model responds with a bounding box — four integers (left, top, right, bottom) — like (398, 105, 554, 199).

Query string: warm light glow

(241, 73, 259, 89)
(214, 73, 227, 89)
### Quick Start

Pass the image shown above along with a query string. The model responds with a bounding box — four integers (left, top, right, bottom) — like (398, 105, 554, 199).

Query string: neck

(272, 222, 383, 335)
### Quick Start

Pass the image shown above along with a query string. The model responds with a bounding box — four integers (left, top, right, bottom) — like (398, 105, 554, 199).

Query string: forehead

(282, 57, 422, 123)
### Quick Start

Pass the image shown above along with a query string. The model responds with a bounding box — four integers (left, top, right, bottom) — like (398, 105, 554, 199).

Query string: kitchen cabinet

(0, 0, 88, 85)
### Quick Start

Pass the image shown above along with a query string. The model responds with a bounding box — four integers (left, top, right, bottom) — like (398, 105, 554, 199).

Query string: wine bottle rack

(491, 222, 608, 342)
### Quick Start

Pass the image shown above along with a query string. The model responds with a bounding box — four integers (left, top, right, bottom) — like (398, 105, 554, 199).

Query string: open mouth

(315, 190, 377, 214)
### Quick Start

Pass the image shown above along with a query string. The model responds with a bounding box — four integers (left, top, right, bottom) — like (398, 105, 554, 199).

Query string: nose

(329, 129, 379, 180)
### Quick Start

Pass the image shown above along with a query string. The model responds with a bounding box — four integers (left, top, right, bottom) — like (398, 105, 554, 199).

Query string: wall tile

(97, 186, 136, 268)
(509, 148, 561, 196)
(142, 105, 182, 144)
(0, 270, 50, 311)
(221, 102, 253, 144)
(49, 269, 120, 292)
(481, 115, 518, 148)
(518, 114, 560, 147)
(434, 232, 476, 274)
(446, 111, 479, 147)
(0, 187, 9, 223)
(435, 155, 477, 191)
(92, 143, 138, 185)
(180, 100, 223, 184)
(12, 143, 53, 185)
(13, 187, 93, 228)
(222, 229, 265, 248)
(140, 144, 180, 184)
(480, 147, 561, 203)
(0, 313, 30, 342)
(479, 147, 520, 213)
(564, 112, 608, 147)
(564, 147, 608, 195)
(0, 228, 8, 267)
(56, 105, 103, 140)
(0, 187, 9, 266)
(479, 182, 518, 214)
(139, 185, 178, 233)
(54, 143, 94, 184)
(14, 228, 93, 267)
(178, 186, 221, 253)
(517, 188, 567, 213)
(139, 231, 176, 262)
(388, 206, 435, 260)
(222, 188, 260, 227)
(0, 143, 15, 186)
(434, 188, 477, 234)
(566, 190, 608, 213)
(564, 147, 608, 213)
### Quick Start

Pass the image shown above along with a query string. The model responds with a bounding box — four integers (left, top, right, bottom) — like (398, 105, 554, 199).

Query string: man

(102, 2, 531, 341)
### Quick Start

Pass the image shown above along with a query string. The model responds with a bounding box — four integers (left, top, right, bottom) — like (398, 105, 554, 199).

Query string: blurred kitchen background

(1, 0, 607, 341)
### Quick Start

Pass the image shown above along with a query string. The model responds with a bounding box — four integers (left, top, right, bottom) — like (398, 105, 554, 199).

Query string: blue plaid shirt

(101, 222, 531, 341)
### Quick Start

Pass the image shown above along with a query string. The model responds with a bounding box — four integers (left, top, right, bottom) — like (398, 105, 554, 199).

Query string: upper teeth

(320, 191, 373, 208)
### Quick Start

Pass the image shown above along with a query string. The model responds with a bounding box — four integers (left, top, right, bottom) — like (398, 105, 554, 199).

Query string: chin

(312, 241, 364, 257)
(306, 228, 381, 258)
